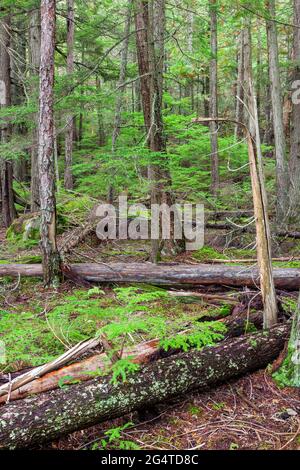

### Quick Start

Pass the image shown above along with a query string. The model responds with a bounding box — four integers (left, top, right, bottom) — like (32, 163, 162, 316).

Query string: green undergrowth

(273, 344, 300, 388)
(0, 284, 228, 372)
(192, 246, 224, 261)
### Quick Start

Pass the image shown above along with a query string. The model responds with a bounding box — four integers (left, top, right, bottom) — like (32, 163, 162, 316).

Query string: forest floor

(1, 222, 300, 450)
(53, 370, 300, 451)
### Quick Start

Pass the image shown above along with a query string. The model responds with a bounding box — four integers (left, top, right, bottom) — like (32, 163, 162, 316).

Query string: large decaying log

(0, 323, 289, 449)
(0, 312, 263, 404)
(0, 263, 300, 289)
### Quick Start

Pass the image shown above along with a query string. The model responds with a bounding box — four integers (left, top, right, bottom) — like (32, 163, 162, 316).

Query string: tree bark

(11, 19, 27, 183)
(112, 0, 132, 151)
(38, 0, 60, 286)
(29, 8, 41, 211)
(0, 312, 264, 404)
(0, 262, 299, 289)
(242, 24, 278, 328)
(266, 0, 290, 223)
(135, 0, 181, 262)
(0, 12, 16, 228)
(289, 0, 300, 224)
(0, 323, 289, 449)
(64, 0, 74, 190)
(209, 0, 219, 195)
(135, 0, 151, 132)
(235, 30, 245, 139)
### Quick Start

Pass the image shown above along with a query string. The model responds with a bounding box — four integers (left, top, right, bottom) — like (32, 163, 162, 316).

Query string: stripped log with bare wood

(0, 312, 264, 404)
(0, 323, 289, 449)
(0, 263, 300, 289)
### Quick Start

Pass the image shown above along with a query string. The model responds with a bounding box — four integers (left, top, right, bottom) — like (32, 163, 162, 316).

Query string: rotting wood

(0, 312, 266, 404)
(0, 323, 290, 448)
(0, 262, 299, 289)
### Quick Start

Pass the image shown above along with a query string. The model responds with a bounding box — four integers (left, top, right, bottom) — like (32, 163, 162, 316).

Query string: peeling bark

(0, 323, 289, 449)
(0, 263, 299, 289)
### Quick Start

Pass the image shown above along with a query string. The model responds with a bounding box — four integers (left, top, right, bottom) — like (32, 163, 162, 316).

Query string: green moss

(0, 310, 65, 369)
(192, 246, 224, 261)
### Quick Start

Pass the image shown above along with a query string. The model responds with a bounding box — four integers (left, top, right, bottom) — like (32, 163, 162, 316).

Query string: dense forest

(0, 0, 300, 453)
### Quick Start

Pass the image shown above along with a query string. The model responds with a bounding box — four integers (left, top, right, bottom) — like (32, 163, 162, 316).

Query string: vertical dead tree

(266, 0, 289, 223)
(239, 23, 278, 328)
(193, 26, 278, 327)
(209, 0, 219, 195)
(289, 0, 300, 223)
(38, 0, 60, 286)
(256, 21, 262, 124)
(64, 0, 74, 190)
(29, 8, 41, 211)
(0, 12, 16, 227)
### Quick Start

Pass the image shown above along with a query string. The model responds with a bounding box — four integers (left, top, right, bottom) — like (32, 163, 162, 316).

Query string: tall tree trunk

(289, 0, 300, 224)
(243, 24, 278, 328)
(203, 73, 209, 117)
(263, 82, 274, 148)
(256, 22, 262, 124)
(0, 13, 16, 227)
(135, 1, 184, 261)
(11, 20, 28, 183)
(64, 0, 74, 190)
(209, 0, 219, 196)
(266, 0, 289, 224)
(108, 0, 132, 203)
(112, 0, 132, 151)
(235, 30, 245, 139)
(29, 8, 41, 211)
(147, 0, 166, 261)
(38, 0, 60, 286)
(95, 77, 106, 147)
(135, 0, 151, 133)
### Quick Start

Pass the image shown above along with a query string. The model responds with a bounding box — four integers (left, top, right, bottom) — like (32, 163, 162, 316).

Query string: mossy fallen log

(0, 312, 263, 404)
(0, 262, 300, 289)
(0, 323, 289, 449)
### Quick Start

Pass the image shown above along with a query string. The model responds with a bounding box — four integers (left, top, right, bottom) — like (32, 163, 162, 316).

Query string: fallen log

(205, 256, 300, 264)
(0, 323, 289, 449)
(206, 210, 255, 220)
(0, 338, 160, 404)
(0, 262, 300, 289)
(168, 290, 238, 305)
(277, 230, 300, 240)
(58, 221, 96, 255)
(0, 313, 263, 405)
(206, 222, 300, 239)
